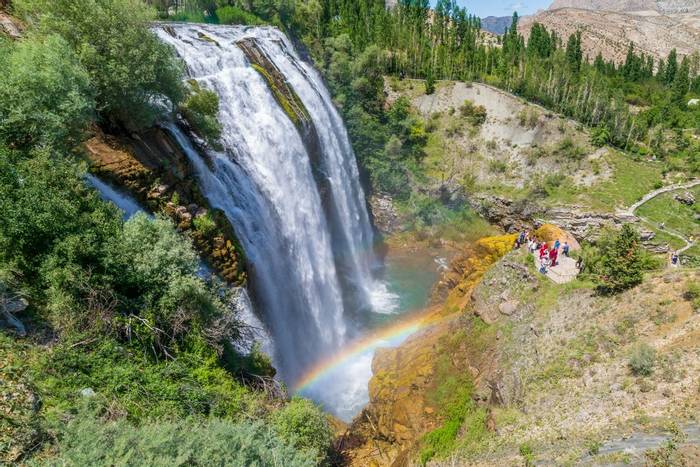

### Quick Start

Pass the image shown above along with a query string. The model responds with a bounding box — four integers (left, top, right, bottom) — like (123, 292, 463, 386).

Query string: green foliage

(270, 397, 332, 463)
(588, 225, 648, 294)
(684, 282, 700, 309)
(590, 125, 611, 147)
(216, 5, 264, 25)
(425, 72, 436, 95)
(17, 0, 185, 128)
(180, 81, 223, 147)
(47, 412, 316, 466)
(628, 342, 656, 376)
(519, 442, 536, 466)
(460, 100, 487, 126)
(193, 213, 217, 237)
(0, 34, 94, 150)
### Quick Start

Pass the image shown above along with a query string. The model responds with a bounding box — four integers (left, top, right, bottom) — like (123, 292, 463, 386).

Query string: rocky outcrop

(0, 286, 28, 337)
(369, 194, 405, 235)
(467, 193, 543, 233)
(84, 128, 246, 285)
(536, 206, 638, 241)
(0, 11, 23, 39)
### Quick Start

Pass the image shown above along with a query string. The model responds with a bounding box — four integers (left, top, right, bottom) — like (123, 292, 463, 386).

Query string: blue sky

(431, 0, 552, 18)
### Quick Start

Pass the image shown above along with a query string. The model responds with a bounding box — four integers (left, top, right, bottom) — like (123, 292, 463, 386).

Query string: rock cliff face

(84, 128, 246, 285)
(520, 2, 700, 64)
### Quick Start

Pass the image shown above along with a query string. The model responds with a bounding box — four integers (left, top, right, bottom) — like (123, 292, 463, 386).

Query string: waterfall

(85, 174, 144, 220)
(154, 24, 379, 384)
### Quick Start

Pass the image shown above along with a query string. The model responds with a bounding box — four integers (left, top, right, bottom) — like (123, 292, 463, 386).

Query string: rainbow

(293, 307, 443, 393)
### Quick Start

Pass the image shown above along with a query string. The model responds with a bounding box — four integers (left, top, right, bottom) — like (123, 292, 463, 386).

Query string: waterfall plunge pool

(297, 245, 450, 422)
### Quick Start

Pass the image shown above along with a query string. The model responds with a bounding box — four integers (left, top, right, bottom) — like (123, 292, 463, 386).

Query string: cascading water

(85, 174, 144, 220)
(154, 24, 391, 409)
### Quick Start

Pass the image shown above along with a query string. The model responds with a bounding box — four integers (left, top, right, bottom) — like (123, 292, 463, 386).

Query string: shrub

(271, 397, 332, 463)
(49, 414, 316, 466)
(629, 342, 656, 376)
(425, 73, 436, 95)
(519, 442, 535, 466)
(460, 100, 487, 126)
(180, 81, 222, 147)
(0, 34, 94, 150)
(684, 282, 700, 309)
(216, 5, 264, 25)
(590, 125, 611, 147)
(193, 213, 216, 237)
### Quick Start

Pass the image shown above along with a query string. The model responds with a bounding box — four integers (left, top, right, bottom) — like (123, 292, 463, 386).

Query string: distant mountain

(519, 1, 700, 63)
(481, 16, 512, 35)
(549, 0, 700, 14)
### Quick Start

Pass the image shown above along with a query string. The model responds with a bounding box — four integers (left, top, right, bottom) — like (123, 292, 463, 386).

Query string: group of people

(514, 230, 571, 274)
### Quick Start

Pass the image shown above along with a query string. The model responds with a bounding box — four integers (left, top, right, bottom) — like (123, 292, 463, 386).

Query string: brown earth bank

(338, 226, 700, 466)
(84, 127, 246, 285)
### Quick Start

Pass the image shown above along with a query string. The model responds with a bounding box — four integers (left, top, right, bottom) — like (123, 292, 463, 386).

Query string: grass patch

(636, 185, 700, 238)
(419, 319, 494, 463)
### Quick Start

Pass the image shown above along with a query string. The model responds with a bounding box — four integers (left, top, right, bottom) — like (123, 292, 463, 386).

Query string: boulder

(499, 300, 519, 316)
(532, 224, 580, 251)
(674, 191, 695, 206)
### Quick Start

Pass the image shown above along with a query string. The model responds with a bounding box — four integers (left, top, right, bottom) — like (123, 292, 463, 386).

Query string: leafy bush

(17, 0, 185, 128)
(425, 73, 435, 95)
(629, 342, 656, 376)
(590, 125, 611, 147)
(684, 282, 700, 310)
(216, 5, 264, 25)
(271, 397, 332, 463)
(460, 99, 487, 126)
(519, 442, 535, 466)
(180, 80, 222, 146)
(193, 213, 216, 237)
(0, 34, 94, 151)
(48, 414, 316, 466)
(589, 225, 648, 294)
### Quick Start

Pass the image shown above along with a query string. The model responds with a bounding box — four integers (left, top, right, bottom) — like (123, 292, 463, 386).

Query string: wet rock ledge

(84, 127, 246, 286)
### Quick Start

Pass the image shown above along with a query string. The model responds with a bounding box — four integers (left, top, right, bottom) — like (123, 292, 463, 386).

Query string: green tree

(17, 0, 185, 128)
(671, 56, 690, 106)
(664, 48, 678, 85)
(592, 225, 646, 294)
(271, 397, 332, 463)
(565, 31, 582, 73)
(0, 34, 94, 150)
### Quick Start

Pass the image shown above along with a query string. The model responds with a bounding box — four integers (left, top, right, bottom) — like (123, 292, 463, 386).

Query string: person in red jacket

(549, 246, 559, 267)
(539, 243, 548, 260)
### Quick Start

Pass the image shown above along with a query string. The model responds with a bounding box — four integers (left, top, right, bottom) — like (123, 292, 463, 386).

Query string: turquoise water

(367, 249, 447, 327)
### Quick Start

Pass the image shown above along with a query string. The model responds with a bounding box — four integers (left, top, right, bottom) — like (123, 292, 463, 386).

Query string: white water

(155, 24, 391, 396)
(85, 174, 144, 220)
